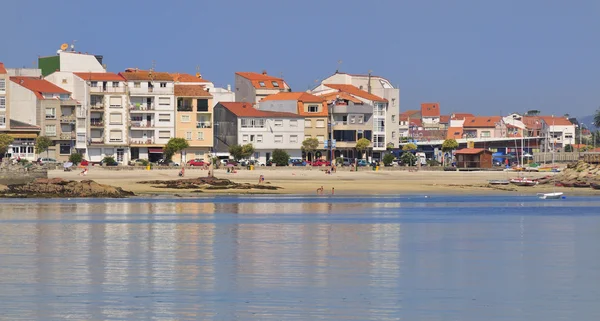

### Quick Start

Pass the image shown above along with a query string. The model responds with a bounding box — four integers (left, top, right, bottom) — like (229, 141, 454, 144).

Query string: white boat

(537, 192, 563, 200)
(510, 178, 538, 186)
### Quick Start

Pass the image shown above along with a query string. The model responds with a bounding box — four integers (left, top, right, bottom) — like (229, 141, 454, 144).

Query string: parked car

(357, 159, 369, 167)
(225, 160, 239, 166)
(128, 159, 148, 166)
(241, 159, 263, 167)
(156, 159, 179, 166)
(341, 157, 353, 166)
(36, 157, 58, 165)
(187, 159, 208, 167)
(311, 159, 331, 166)
(289, 159, 307, 166)
(100, 158, 119, 166)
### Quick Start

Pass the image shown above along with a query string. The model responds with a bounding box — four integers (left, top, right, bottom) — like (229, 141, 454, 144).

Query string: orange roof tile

(74, 72, 125, 82)
(10, 77, 70, 99)
(120, 69, 173, 81)
(236, 72, 288, 89)
(463, 116, 502, 128)
(318, 92, 363, 104)
(261, 92, 324, 103)
(539, 116, 573, 126)
(174, 85, 212, 97)
(447, 127, 464, 139)
(298, 101, 328, 117)
(455, 148, 489, 155)
(408, 119, 423, 127)
(323, 84, 388, 102)
(0, 62, 6, 74)
(400, 109, 420, 117)
(522, 116, 543, 129)
(170, 73, 210, 83)
(450, 113, 474, 120)
(440, 115, 450, 123)
(421, 103, 440, 117)
(219, 102, 302, 118)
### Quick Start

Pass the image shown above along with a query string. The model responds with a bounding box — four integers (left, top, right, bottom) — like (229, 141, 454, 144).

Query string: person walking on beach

(331, 187, 335, 195)
(317, 186, 324, 195)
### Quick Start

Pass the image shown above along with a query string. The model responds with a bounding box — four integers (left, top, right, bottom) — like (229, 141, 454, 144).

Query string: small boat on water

(510, 178, 538, 186)
(488, 180, 510, 185)
(537, 192, 564, 200)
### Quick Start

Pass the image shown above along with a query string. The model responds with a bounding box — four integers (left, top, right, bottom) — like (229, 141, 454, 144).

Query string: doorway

(116, 148, 124, 163)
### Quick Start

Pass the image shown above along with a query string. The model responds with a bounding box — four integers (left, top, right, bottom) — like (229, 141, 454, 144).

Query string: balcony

(177, 105, 193, 112)
(331, 103, 373, 114)
(60, 132, 76, 140)
(89, 137, 104, 144)
(129, 87, 172, 95)
(60, 115, 76, 123)
(130, 138, 155, 145)
(129, 104, 155, 112)
(90, 119, 104, 127)
(89, 104, 104, 110)
(45, 115, 57, 120)
(196, 121, 212, 128)
(130, 121, 154, 128)
(89, 86, 125, 94)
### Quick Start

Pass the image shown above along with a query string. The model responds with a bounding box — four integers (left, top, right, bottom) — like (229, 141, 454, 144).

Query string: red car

(80, 159, 89, 166)
(187, 159, 208, 167)
(311, 159, 331, 166)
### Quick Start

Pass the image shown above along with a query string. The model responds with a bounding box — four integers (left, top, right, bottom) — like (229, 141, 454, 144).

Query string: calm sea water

(0, 195, 599, 320)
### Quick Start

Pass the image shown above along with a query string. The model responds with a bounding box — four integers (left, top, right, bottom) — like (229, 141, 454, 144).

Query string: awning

(148, 148, 163, 154)
(8, 133, 38, 139)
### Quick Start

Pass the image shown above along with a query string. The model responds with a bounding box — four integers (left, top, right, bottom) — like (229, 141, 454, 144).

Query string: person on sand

(258, 175, 265, 184)
(331, 187, 335, 195)
(317, 186, 324, 195)
(80, 168, 88, 176)
(179, 167, 185, 177)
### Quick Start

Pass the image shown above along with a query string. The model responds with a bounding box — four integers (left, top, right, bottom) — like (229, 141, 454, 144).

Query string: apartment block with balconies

(120, 69, 175, 162)
(0, 63, 7, 131)
(235, 71, 291, 104)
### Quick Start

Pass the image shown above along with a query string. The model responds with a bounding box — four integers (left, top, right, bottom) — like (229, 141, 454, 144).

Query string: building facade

(234, 71, 290, 103)
(0, 63, 7, 132)
(173, 84, 213, 164)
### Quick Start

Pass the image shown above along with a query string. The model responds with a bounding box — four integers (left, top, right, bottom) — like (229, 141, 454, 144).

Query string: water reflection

(0, 197, 599, 320)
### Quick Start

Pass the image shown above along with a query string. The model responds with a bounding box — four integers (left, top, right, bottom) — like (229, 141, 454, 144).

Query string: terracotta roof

(10, 119, 40, 130)
(10, 76, 70, 99)
(447, 127, 463, 139)
(0, 62, 6, 74)
(261, 92, 324, 103)
(323, 84, 388, 102)
(421, 103, 440, 117)
(408, 118, 423, 127)
(463, 116, 502, 128)
(450, 113, 474, 120)
(120, 69, 173, 81)
(171, 73, 210, 83)
(218, 102, 302, 118)
(440, 115, 450, 124)
(74, 72, 125, 82)
(400, 109, 420, 117)
(455, 148, 489, 155)
(318, 92, 363, 104)
(539, 116, 573, 126)
(522, 116, 543, 129)
(236, 72, 288, 89)
(174, 85, 212, 97)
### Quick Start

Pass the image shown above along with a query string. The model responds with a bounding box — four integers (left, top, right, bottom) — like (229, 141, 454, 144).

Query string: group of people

(317, 186, 334, 195)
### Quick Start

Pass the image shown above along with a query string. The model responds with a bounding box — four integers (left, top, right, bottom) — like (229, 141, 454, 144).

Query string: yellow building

(174, 84, 213, 164)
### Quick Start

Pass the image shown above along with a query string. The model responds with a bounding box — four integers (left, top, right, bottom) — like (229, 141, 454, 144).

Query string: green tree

(383, 153, 395, 166)
(272, 149, 290, 166)
(400, 152, 417, 166)
(564, 144, 574, 152)
(355, 138, 371, 159)
(241, 143, 255, 159)
(35, 136, 53, 157)
(441, 139, 459, 166)
(0, 133, 14, 158)
(164, 138, 189, 162)
(68, 153, 83, 164)
(402, 143, 417, 152)
(228, 144, 243, 161)
(301, 138, 319, 159)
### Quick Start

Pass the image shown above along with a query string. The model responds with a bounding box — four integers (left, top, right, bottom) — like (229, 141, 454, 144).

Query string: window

(181, 115, 190, 122)
(391, 115, 396, 122)
(0, 79, 6, 91)
(45, 125, 56, 136)
(308, 105, 319, 113)
(274, 120, 283, 127)
(565, 134, 573, 139)
(109, 113, 122, 125)
(257, 135, 263, 142)
(0, 115, 5, 128)
(272, 81, 279, 87)
(290, 135, 298, 143)
(274, 135, 283, 143)
(392, 131, 396, 139)
(59, 144, 71, 155)
(197, 132, 204, 140)
(241, 118, 265, 128)
(242, 135, 248, 143)
(109, 96, 121, 108)
(480, 131, 491, 138)
(358, 115, 364, 124)
(61, 79, 67, 84)
(258, 81, 266, 87)
(109, 130, 123, 142)
(250, 134, 255, 142)
(316, 135, 325, 143)
(350, 115, 356, 124)
(290, 120, 298, 127)
(90, 81, 98, 87)
(197, 99, 209, 112)
(158, 114, 170, 122)
(159, 131, 171, 139)
(160, 82, 167, 88)
(158, 97, 170, 106)
(305, 120, 312, 128)
(186, 131, 192, 140)
(0, 97, 5, 109)
(45, 108, 56, 119)
(91, 95, 103, 106)
(134, 82, 141, 88)
(316, 119, 325, 128)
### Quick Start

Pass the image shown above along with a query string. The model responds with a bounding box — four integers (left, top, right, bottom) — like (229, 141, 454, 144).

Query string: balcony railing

(177, 105, 193, 112)
(130, 121, 154, 128)
(90, 120, 104, 127)
(196, 121, 212, 128)
(89, 137, 104, 144)
(60, 115, 76, 123)
(60, 132, 76, 140)
(90, 104, 104, 110)
(130, 138, 155, 145)
(45, 115, 57, 120)
(89, 86, 125, 93)
(129, 104, 155, 111)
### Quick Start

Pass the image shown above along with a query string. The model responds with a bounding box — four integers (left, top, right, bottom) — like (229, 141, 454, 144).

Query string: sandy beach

(45, 166, 600, 196)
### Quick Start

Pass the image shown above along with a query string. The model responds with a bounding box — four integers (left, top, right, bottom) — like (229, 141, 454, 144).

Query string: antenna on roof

(196, 65, 202, 78)
(336, 60, 343, 73)
(70, 40, 77, 52)
(149, 60, 156, 81)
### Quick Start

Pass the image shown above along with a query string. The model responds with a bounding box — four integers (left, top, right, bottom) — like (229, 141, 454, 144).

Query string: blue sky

(2, 0, 599, 117)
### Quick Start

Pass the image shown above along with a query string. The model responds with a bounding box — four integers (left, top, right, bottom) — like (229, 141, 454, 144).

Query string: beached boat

(573, 182, 590, 188)
(488, 180, 510, 185)
(537, 192, 564, 200)
(591, 183, 600, 190)
(510, 178, 538, 186)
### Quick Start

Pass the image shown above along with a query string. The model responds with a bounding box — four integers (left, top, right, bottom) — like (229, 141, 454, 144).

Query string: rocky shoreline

(537, 161, 600, 187)
(0, 178, 135, 198)
(137, 176, 281, 192)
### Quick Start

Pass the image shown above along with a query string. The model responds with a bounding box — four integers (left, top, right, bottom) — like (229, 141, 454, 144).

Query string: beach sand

(45, 167, 600, 196)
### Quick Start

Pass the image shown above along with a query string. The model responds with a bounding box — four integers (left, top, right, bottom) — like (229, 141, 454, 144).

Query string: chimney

(262, 70, 267, 75)
(367, 71, 372, 94)
(227, 84, 231, 91)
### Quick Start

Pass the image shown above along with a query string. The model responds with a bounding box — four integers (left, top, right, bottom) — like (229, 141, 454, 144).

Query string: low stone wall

(0, 161, 48, 185)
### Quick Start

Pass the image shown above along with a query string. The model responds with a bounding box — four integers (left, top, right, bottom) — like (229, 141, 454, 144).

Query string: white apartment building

(120, 69, 175, 162)
(316, 72, 400, 150)
(234, 71, 290, 103)
(539, 116, 576, 150)
(214, 102, 304, 164)
(0, 63, 7, 131)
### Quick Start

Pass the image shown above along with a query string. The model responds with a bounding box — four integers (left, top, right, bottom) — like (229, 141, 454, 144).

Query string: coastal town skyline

(2, 0, 600, 116)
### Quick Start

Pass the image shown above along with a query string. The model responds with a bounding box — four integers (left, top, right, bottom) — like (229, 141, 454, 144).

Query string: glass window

(316, 135, 324, 143)
(197, 132, 204, 140)
(112, 82, 119, 87)
(316, 120, 325, 128)
(45, 108, 56, 119)
(158, 114, 170, 122)
(0, 115, 5, 128)
(274, 135, 283, 143)
(45, 125, 56, 136)
(159, 131, 171, 139)
(274, 120, 283, 127)
(305, 119, 311, 128)
(186, 132, 192, 140)
(0, 79, 6, 91)
(272, 81, 279, 87)
(290, 135, 298, 143)
(109, 96, 121, 108)
(109, 130, 123, 142)
(308, 105, 319, 113)
(160, 82, 167, 88)
(134, 82, 141, 88)
(181, 115, 190, 122)
(0, 97, 5, 109)
(109, 113, 122, 124)
(242, 135, 248, 143)
(258, 81, 265, 87)
(290, 120, 298, 127)
(158, 97, 170, 106)
(90, 81, 98, 87)
(257, 135, 263, 142)
(59, 144, 71, 155)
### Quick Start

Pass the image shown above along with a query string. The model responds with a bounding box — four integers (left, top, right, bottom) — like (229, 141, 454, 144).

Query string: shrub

(427, 159, 441, 166)
(400, 152, 417, 166)
(103, 156, 116, 165)
(336, 157, 343, 166)
(69, 153, 83, 164)
(383, 153, 395, 166)
(272, 149, 290, 166)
